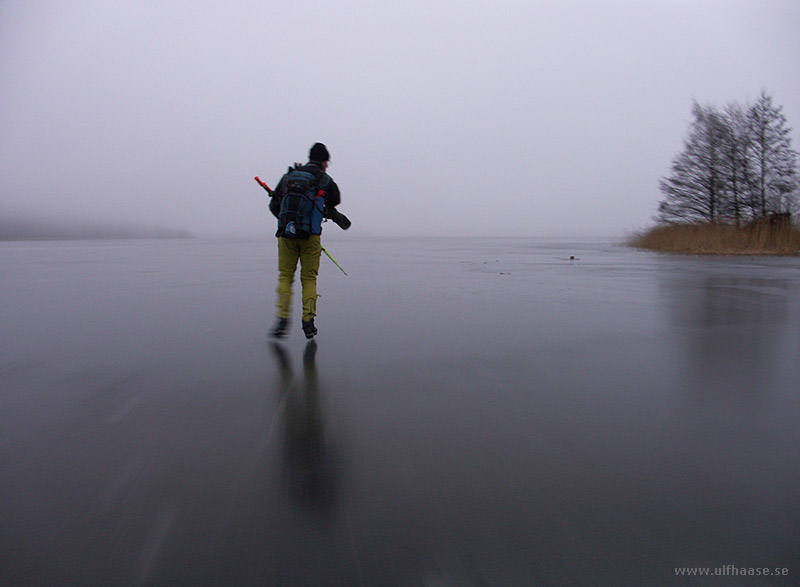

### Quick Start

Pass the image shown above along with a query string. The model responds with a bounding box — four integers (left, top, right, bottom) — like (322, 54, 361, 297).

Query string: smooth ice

(1, 236, 798, 585)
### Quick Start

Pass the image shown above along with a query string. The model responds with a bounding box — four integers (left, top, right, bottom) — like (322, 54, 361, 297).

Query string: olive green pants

(275, 235, 321, 322)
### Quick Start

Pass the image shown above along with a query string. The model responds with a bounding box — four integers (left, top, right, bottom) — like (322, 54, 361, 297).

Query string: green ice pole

(321, 247, 347, 276)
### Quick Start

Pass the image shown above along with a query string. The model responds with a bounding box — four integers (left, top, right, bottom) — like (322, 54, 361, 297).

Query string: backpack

(276, 167, 327, 239)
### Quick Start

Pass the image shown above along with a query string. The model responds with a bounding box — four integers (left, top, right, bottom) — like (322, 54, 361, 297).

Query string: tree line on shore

(657, 90, 799, 227)
(0, 210, 191, 241)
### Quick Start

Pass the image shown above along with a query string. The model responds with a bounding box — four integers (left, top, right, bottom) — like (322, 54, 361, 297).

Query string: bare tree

(746, 90, 799, 217)
(658, 101, 727, 223)
(719, 102, 753, 226)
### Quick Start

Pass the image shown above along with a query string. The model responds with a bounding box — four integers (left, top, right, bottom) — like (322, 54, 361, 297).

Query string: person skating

(268, 143, 348, 339)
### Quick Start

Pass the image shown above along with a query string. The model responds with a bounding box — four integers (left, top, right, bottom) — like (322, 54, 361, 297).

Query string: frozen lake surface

(1, 236, 798, 585)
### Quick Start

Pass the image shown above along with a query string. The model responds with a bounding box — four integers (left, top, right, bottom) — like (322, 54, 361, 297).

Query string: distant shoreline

(0, 215, 192, 242)
(629, 221, 800, 256)
(0, 234, 192, 242)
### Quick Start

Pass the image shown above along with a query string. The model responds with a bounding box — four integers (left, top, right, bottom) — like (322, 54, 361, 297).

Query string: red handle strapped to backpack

(254, 176, 273, 194)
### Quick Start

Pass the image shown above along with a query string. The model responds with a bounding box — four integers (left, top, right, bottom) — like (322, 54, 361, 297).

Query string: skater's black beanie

(309, 143, 330, 163)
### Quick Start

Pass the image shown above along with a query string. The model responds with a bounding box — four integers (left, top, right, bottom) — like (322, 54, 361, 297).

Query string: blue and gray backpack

(277, 167, 327, 239)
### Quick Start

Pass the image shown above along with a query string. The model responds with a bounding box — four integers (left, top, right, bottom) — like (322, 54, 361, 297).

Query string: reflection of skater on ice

(270, 340, 336, 514)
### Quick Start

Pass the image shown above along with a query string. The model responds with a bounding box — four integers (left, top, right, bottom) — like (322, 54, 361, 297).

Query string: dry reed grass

(629, 221, 800, 256)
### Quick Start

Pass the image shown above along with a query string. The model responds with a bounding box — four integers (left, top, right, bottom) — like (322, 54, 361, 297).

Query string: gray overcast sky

(2, 0, 799, 238)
